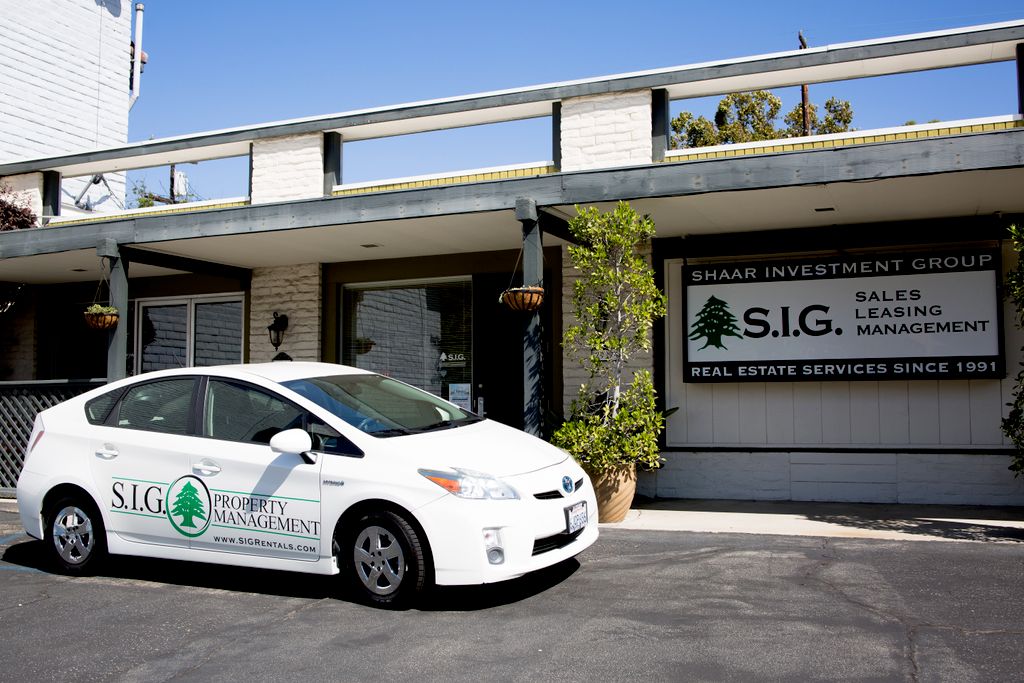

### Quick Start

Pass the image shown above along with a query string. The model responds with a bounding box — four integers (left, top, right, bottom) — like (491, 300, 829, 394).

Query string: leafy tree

(689, 295, 743, 350)
(782, 97, 854, 136)
(170, 481, 207, 528)
(0, 182, 37, 230)
(552, 202, 667, 474)
(671, 90, 854, 148)
(1000, 223, 1024, 477)
(129, 179, 156, 208)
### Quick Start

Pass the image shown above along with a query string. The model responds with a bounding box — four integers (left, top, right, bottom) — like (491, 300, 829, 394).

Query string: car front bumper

(416, 472, 599, 586)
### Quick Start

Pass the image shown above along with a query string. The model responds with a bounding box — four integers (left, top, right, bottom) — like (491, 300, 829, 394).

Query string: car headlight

(418, 468, 519, 500)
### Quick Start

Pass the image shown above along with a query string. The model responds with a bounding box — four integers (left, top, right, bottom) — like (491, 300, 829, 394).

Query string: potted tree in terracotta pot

(552, 202, 666, 522)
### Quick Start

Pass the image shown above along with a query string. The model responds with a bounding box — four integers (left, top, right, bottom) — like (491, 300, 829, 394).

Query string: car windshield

(281, 374, 481, 437)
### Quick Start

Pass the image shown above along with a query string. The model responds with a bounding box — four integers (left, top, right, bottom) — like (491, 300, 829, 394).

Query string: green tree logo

(689, 295, 743, 350)
(171, 481, 206, 528)
(166, 475, 212, 538)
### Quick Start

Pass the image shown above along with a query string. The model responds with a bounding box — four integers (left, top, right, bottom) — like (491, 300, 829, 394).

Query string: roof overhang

(1, 20, 1022, 178)
(1, 128, 1022, 284)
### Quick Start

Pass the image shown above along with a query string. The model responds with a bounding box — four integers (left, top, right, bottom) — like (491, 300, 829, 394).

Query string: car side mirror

(269, 429, 316, 464)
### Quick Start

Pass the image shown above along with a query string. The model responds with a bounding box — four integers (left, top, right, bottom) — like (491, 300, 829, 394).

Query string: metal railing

(0, 379, 104, 494)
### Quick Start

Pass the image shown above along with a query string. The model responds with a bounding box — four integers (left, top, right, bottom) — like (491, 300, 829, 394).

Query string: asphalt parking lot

(2, 502, 1023, 682)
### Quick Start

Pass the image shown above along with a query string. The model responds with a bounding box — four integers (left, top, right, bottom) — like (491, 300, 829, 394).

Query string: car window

(205, 380, 305, 444)
(282, 374, 481, 437)
(116, 379, 195, 435)
(205, 379, 361, 455)
(85, 389, 121, 425)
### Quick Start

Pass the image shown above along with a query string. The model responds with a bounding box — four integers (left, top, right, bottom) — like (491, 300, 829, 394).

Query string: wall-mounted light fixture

(267, 312, 289, 351)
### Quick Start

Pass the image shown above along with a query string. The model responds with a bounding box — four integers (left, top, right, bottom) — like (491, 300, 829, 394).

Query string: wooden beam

(118, 246, 251, 283)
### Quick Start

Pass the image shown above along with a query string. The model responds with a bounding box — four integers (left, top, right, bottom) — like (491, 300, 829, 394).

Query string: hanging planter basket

(351, 337, 376, 355)
(84, 310, 119, 330)
(500, 286, 545, 312)
(86, 259, 119, 330)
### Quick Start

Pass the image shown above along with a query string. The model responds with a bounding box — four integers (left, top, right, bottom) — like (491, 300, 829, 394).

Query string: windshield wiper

(367, 427, 412, 437)
(411, 416, 483, 433)
(410, 420, 458, 433)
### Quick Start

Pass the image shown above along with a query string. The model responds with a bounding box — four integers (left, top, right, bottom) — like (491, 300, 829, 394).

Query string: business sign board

(683, 248, 1002, 382)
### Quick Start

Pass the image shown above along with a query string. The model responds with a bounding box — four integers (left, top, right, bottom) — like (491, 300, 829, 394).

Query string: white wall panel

(712, 383, 740, 443)
(793, 382, 823, 444)
(765, 383, 795, 444)
(907, 381, 939, 444)
(684, 383, 714, 443)
(878, 381, 910, 444)
(938, 381, 972, 444)
(849, 381, 881, 443)
(821, 381, 852, 444)
(738, 383, 768, 443)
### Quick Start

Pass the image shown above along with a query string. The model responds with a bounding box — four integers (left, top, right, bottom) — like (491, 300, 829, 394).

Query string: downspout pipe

(129, 3, 145, 110)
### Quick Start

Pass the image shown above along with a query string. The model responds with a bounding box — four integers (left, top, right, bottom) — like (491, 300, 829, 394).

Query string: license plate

(565, 501, 587, 534)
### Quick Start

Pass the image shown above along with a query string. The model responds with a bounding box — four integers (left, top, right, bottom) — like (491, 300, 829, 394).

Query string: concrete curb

(601, 500, 1024, 543)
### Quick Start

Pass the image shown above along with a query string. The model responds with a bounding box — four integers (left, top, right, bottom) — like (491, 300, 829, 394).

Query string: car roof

(120, 362, 373, 385)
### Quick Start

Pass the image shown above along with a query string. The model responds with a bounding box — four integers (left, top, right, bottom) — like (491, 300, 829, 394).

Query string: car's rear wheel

(44, 496, 106, 574)
(343, 510, 427, 608)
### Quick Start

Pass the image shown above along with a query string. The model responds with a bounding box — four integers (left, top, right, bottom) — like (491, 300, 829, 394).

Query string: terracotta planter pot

(587, 465, 637, 523)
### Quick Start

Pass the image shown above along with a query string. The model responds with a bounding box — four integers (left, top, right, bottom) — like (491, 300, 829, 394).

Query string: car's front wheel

(44, 496, 106, 574)
(342, 510, 428, 608)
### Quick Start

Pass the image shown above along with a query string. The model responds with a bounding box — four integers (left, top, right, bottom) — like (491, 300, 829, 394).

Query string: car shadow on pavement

(419, 558, 580, 611)
(1, 538, 580, 609)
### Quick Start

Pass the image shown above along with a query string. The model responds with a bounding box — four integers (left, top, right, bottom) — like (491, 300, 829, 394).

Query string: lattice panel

(0, 383, 102, 489)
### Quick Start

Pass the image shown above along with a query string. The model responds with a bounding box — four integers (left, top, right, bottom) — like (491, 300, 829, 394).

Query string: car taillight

(27, 429, 44, 456)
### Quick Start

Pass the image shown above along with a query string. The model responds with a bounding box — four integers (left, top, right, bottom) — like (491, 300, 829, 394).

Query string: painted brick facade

(559, 90, 652, 172)
(250, 134, 324, 204)
(248, 263, 322, 362)
(639, 451, 1024, 505)
(0, 0, 131, 212)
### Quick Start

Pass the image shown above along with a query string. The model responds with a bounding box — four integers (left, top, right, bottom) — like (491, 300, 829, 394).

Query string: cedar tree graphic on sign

(690, 295, 744, 350)
(170, 480, 207, 529)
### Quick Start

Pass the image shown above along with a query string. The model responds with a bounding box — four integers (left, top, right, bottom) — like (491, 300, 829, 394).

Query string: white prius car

(16, 362, 597, 606)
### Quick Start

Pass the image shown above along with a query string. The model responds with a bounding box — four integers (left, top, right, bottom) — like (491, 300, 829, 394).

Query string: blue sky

(126, 1, 1024, 202)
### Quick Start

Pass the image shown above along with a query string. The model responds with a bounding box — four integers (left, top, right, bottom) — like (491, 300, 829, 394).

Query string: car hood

(381, 419, 570, 478)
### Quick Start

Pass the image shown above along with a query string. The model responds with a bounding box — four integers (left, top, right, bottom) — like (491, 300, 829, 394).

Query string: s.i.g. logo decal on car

(166, 475, 212, 538)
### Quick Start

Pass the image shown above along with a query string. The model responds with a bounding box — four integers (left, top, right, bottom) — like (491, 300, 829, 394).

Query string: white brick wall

(0, 0, 131, 212)
(2, 173, 43, 224)
(560, 90, 652, 172)
(641, 451, 1024, 505)
(248, 263, 322, 362)
(250, 134, 324, 203)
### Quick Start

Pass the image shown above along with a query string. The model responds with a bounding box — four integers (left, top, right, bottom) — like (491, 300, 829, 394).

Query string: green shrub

(1000, 223, 1024, 477)
(553, 370, 663, 473)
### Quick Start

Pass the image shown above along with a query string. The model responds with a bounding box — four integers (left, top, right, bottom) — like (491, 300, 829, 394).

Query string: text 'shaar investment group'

(683, 249, 1002, 382)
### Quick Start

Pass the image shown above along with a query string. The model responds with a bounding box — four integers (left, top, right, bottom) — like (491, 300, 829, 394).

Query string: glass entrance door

(342, 279, 472, 407)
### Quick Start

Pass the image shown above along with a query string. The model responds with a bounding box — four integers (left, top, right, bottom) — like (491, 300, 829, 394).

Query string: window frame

(133, 292, 245, 375)
(199, 377, 364, 457)
(340, 276, 473, 398)
(103, 376, 202, 436)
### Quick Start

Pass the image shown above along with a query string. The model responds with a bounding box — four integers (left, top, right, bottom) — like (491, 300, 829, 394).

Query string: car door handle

(95, 446, 119, 459)
(193, 460, 222, 476)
